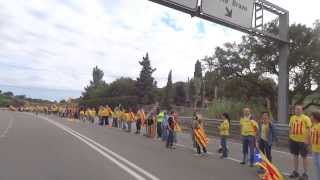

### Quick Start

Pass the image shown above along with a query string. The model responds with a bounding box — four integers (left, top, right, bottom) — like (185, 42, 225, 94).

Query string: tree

(107, 77, 136, 97)
(3, 91, 13, 97)
(91, 66, 105, 88)
(173, 82, 187, 106)
(162, 70, 173, 110)
(193, 60, 203, 108)
(206, 20, 320, 116)
(194, 60, 203, 78)
(242, 21, 320, 108)
(188, 78, 197, 107)
(15, 95, 26, 100)
(82, 66, 106, 99)
(136, 53, 157, 105)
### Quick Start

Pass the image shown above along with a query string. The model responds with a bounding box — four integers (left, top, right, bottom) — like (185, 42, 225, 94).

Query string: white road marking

(37, 115, 159, 180)
(0, 114, 14, 138)
(176, 144, 186, 147)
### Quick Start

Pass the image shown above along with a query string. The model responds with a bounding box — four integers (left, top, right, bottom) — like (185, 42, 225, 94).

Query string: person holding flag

(310, 111, 320, 180)
(192, 114, 208, 155)
(254, 148, 284, 180)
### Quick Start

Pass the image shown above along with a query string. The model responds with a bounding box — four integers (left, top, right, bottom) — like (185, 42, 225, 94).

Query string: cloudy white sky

(0, 0, 319, 100)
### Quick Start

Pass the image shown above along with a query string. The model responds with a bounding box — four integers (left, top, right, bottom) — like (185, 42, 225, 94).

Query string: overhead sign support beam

(149, 0, 290, 123)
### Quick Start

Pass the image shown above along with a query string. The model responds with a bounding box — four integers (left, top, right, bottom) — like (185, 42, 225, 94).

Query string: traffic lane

(176, 129, 316, 179)
(0, 111, 13, 138)
(44, 114, 257, 180)
(0, 111, 135, 180)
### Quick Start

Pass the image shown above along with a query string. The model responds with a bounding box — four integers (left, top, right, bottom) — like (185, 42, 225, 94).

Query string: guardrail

(0, 108, 8, 111)
(179, 116, 289, 147)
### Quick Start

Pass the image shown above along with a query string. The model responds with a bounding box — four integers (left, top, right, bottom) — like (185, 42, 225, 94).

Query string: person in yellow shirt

(79, 108, 85, 122)
(239, 108, 258, 167)
(123, 110, 130, 132)
(89, 108, 96, 124)
(98, 106, 105, 126)
(112, 107, 120, 128)
(104, 105, 112, 126)
(135, 109, 145, 134)
(127, 109, 135, 133)
(288, 105, 312, 179)
(119, 108, 126, 130)
(219, 113, 230, 158)
(258, 112, 277, 162)
(310, 111, 320, 180)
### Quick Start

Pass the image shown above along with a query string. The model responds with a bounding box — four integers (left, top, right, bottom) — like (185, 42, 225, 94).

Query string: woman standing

(219, 113, 230, 158)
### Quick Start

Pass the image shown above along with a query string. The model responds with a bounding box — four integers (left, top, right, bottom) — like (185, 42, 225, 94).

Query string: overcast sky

(0, 0, 319, 100)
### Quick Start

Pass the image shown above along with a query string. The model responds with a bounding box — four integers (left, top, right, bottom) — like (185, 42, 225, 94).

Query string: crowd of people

(18, 104, 320, 180)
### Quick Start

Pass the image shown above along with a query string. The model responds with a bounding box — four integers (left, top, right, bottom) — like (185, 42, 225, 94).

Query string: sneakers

(289, 171, 300, 178)
(240, 161, 246, 165)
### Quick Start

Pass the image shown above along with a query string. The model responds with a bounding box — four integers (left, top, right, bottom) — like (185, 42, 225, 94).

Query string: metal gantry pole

(277, 12, 289, 123)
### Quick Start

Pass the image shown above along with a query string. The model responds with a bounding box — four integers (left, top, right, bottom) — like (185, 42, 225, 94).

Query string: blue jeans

(162, 125, 168, 141)
(314, 152, 320, 180)
(157, 122, 162, 138)
(242, 136, 255, 165)
(221, 136, 228, 157)
(166, 130, 174, 148)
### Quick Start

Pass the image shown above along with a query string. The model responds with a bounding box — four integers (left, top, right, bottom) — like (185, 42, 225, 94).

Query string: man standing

(166, 111, 175, 149)
(288, 105, 312, 179)
(240, 108, 258, 167)
(156, 109, 164, 139)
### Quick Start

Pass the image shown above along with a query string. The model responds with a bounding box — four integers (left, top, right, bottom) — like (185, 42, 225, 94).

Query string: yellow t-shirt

(124, 113, 130, 122)
(219, 119, 230, 136)
(99, 108, 110, 117)
(85, 110, 90, 116)
(311, 123, 320, 153)
(261, 123, 269, 142)
(89, 110, 96, 117)
(240, 117, 258, 136)
(80, 111, 85, 116)
(289, 114, 312, 142)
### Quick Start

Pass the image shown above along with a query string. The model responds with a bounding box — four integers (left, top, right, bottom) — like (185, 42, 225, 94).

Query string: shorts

(289, 139, 308, 157)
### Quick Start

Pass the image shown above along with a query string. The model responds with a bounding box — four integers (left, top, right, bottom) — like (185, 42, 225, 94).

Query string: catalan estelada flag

(194, 127, 209, 148)
(254, 148, 284, 180)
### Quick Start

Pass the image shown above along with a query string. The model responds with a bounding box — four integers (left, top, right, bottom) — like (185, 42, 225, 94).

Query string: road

(0, 110, 316, 180)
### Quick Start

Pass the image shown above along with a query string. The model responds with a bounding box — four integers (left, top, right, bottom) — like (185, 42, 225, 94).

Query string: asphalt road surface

(0, 110, 316, 180)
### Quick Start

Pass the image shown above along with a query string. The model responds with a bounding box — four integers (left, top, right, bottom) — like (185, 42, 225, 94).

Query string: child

(310, 111, 320, 180)
(219, 113, 230, 158)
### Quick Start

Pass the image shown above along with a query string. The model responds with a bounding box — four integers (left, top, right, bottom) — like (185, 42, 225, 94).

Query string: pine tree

(82, 66, 106, 99)
(162, 70, 173, 110)
(136, 53, 157, 104)
(193, 60, 203, 108)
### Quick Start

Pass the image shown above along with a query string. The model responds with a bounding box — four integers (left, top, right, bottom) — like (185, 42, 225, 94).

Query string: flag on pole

(254, 148, 284, 180)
